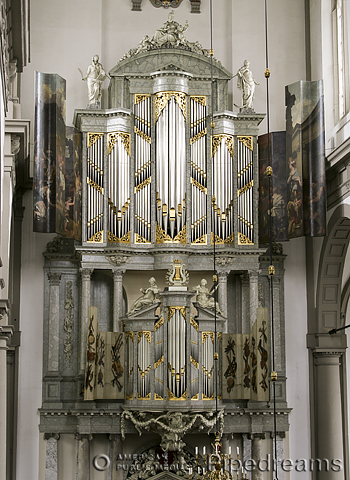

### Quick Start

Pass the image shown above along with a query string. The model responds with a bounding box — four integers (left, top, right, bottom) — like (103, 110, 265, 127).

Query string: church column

(241, 273, 250, 334)
(275, 433, 285, 480)
(242, 434, 252, 480)
(108, 434, 123, 480)
(314, 350, 345, 479)
(251, 434, 264, 480)
(76, 434, 92, 480)
(79, 268, 93, 372)
(0, 309, 13, 480)
(217, 271, 228, 321)
(44, 433, 60, 480)
(47, 273, 61, 372)
(249, 270, 259, 329)
(112, 270, 125, 332)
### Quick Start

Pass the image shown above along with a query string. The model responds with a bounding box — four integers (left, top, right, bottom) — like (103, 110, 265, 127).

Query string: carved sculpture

(193, 279, 223, 315)
(80, 55, 107, 106)
(165, 260, 189, 286)
(235, 59, 259, 111)
(127, 277, 160, 315)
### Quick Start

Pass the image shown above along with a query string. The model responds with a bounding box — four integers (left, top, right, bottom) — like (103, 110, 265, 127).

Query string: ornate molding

(106, 255, 131, 267)
(64, 281, 74, 364)
(44, 433, 60, 441)
(47, 273, 62, 287)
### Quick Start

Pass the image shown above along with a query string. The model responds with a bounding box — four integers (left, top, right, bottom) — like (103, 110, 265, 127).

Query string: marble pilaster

(108, 434, 123, 480)
(251, 434, 263, 480)
(79, 268, 93, 372)
(240, 273, 250, 334)
(242, 434, 252, 480)
(112, 270, 125, 332)
(76, 434, 92, 480)
(275, 434, 285, 480)
(249, 270, 259, 330)
(0, 323, 13, 480)
(47, 273, 61, 372)
(44, 433, 60, 480)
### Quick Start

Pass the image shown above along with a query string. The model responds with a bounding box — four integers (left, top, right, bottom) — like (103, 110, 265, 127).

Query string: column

(314, 351, 345, 479)
(240, 273, 249, 334)
(249, 270, 259, 329)
(47, 273, 61, 372)
(0, 317, 13, 480)
(108, 434, 123, 480)
(275, 434, 285, 480)
(44, 433, 60, 480)
(217, 271, 228, 322)
(251, 434, 264, 480)
(76, 434, 92, 480)
(112, 270, 125, 332)
(79, 268, 93, 372)
(242, 434, 252, 480)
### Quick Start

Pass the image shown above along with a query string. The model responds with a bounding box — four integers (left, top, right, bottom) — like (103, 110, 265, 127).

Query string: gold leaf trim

(135, 233, 151, 244)
(202, 393, 214, 400)
(156, 223, 173, 244)
(211, 134, 234, 158)
(238, 180, 254, 197)
(174, 224, 187, 244)
(155, 92, 186, 122)
(126, 332, 134, 342)
(190, 356, 199, 369)
(190, 128, 207, 145)
(108, 132, 131, 156)
(168, 306, 187, 322)
(167, 388, 187, 401)
(88, 133, 103, 148)
(137, 331, 151, 343)
(108, 231, 131, 244)
(135, 94, 150, 105)
(174, 92, 187, 120)
(154, 355, 164, 369)
(87, 231, 103, 243)
(191, 177, 207, 194)
(154, 393, 163, 400)
(192, 234, 207, 245)
(87, 177, 104, 194)
(138, 364, 152, 378)
(238, 233, 254, 245)
(191, 95, 206, 106)
(191, 393, 199, 400)
(155, 317, 164, 332)
(211, 232, 224, 245)
(224, 233, 235, 245)
(238, 135, 253, 151)
(202, 331, 214, 344)
(134, 126, 151, 144)
(135, 176, 151, 193)
(190, 317, 199, 332)
(125, 393, 133, 400)
(137, 393, 151, 400)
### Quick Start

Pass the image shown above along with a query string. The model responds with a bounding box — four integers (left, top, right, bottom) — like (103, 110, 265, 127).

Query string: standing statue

(235, 60, 259, 110)
(193, 279, 223, 315)
(80, 55, 107, 106)
(127, 277, 160, 315)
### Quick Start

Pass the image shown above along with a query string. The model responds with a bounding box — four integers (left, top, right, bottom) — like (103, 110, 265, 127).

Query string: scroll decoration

(64, 281, 74, 363)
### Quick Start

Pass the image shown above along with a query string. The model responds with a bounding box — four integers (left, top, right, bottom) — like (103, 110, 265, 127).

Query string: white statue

(128, 277, 160, 314)
(235, 60, 259, 110)
(152, 11, 189, 47)
(80, 55, 107, 106)
(194, 279, 223, 315)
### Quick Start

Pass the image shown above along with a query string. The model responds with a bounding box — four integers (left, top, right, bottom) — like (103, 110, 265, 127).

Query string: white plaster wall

(16, 189, 55, 480)
(283, 238, 312, 480)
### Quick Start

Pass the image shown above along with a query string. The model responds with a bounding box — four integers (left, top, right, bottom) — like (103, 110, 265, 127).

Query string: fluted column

(112, 270, 125, 332)
(44, 433, 60, 480)
(314, 351, 345, 479)
(217, 271, 228, 322)
(47, 273, 61, 372)
(76, 434, 92, 480)
(108, 434, 123, 480)
(249, 270, 259, 329)
(79, 269, 93, 372)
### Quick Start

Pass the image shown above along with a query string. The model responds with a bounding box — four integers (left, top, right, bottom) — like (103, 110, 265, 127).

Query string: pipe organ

(87, 133, 104, 242)
(155, 92, 187, 243)
(190, 96, 207, 244)
(237, 136, 254, 244)
(134, 94, 152, 243)
(108, 132, 131, 243)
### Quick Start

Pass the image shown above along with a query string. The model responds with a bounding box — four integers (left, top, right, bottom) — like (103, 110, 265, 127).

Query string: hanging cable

(264, 0, 278, 478)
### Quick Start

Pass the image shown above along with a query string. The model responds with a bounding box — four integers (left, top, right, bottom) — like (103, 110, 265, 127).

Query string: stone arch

(316, 204, 350, 333)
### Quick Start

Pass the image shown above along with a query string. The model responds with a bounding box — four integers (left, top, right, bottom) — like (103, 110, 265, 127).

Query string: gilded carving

(190, 317, 199, 332)
(87, 132, 103, 148)
(107, 230, 131, 244)
(134, 126, 151, 144)
(191, 95, 206, 106)
(174, 224, 187, 244)
(156, 223, 173, 243)
(192, 234, 207, 245)
(155, 317, 164, 332)
(135, 233, 151, 244)
(155, 92, 186, 122)
(87, 177, 104, 194)
(238, 232, 254, 245)
(135, 94, 151, 105)
(137, 392, 151, 400)
(190, 177, 207, 194)
(237, 179, 254, 196)
(238, 135, 253, 151)
(190, 356, 199, 369)
(211, 232, 224, 245)
(108, 132, 131, 156)
(135, 176, 151, 193)
(168, 388, 187, 401)
(87, 230, 103, 243)
(202, 331, 214, 344)
(137, 331, 152, 343)
(190, 128, 207, 145)
(154, 355, 164, 369)
(212, 134, 234, 158)
(168, 306, 187, 322)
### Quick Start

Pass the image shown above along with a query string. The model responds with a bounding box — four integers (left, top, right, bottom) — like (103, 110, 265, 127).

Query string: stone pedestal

(79, 269, 93, 372)
(47, 273, 61, 372)
(76, 434, 92, 480)
(44, 434, 60, 480)
(112, 270, 125, 332)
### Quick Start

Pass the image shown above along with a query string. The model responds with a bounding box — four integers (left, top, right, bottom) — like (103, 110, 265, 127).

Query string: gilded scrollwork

(190, 128, 207, 145)
(156, 223, 173, 243)
(87, 177, 104, 194)
(238, 135, 253, 151)
(87, 230, 103, 243)
(137, 331, 152, 343)
(174, 224, 187, 244)
(135, 93, 151, 105)
(134, 126, 151, 144)
(190, 177, 207, 194)
(107, 132, 131, 156)
(238, 232, 254, 245)
(87, 132, 103, 148)
(135, 176, 151, 193)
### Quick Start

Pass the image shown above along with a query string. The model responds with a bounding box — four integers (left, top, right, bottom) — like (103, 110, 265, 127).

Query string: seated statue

(193, 279, 223, 315)
(128, 277, 160, 315)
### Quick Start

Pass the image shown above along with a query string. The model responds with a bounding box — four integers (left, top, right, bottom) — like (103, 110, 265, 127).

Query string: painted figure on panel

(287, 155, 303, 237)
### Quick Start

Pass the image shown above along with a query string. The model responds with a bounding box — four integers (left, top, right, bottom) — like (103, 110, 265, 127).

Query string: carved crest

(165, 260, 189, 286)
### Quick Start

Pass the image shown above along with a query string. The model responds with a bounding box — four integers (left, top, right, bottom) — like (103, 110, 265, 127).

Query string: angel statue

(127, 277, 160, 315)
(79, 55, 107, 106)
(193, 279, 223, 315)
(234, 59, 259, 110)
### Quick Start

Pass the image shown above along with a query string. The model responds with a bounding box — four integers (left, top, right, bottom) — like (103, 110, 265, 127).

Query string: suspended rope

(264, 0, 278, 478)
